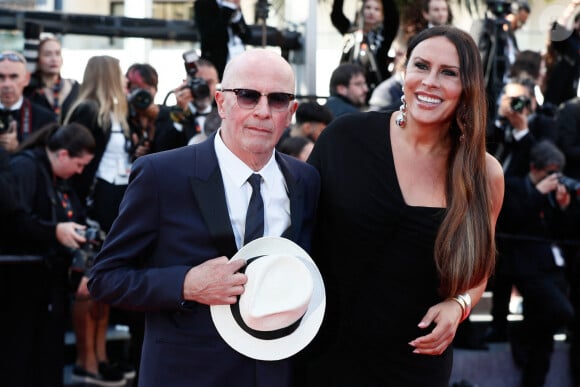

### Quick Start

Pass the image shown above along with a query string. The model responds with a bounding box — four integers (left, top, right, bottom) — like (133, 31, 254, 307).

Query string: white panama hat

(210, 236, 326, 361)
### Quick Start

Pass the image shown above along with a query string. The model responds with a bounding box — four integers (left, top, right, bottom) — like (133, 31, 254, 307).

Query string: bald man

(88, 49, 320, 387)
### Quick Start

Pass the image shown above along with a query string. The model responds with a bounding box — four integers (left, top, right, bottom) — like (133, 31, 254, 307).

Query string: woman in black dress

(305, 26, 504, 386)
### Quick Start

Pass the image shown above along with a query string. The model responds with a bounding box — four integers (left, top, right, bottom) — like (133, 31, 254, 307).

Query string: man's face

(216, 52, 298, 165)
(508, 9, 529, 31)
(0, 55, 29, 108)
(196, 65, 219, 101)
(423, 0, 449, 26)
(339, 73, 368, 107)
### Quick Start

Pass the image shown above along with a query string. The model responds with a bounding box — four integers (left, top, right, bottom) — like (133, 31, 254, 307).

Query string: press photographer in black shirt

(498, 140, 577, 386)
(487, 79, 536, 177)
(0, 122, 95, 387)
(126, 63, 187, 160)
(170, 54, 221, 144)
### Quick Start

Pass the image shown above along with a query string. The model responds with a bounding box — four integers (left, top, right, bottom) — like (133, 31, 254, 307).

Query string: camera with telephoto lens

(128, 88, 153, 110)
(182, 50, 210, 100)
(510, 95, 531, 113)
(487, 0, 512, 18)
(0, 109, 14, 134)
(558, 175, 580, 201)
(70, 219, 105, 273)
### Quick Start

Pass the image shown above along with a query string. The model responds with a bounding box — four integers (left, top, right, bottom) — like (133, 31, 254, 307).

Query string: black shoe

(103, 361, 136, 380)
(71, 365, 125, 387)
(98, 362, 127, 380)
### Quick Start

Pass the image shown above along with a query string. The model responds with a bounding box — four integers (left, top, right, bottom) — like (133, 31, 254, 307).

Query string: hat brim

(210, 236, 326, 361)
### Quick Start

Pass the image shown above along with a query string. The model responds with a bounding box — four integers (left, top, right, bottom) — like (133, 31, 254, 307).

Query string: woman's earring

(395, 93, 407, 128)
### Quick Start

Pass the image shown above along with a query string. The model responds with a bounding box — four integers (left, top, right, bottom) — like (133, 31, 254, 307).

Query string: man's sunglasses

(0, 52, 24, 63)
(0, 52, 25, 63)
(222, 88, 294, 111)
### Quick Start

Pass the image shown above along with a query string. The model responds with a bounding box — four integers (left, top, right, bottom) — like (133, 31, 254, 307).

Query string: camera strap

(18, 99, 32, 140)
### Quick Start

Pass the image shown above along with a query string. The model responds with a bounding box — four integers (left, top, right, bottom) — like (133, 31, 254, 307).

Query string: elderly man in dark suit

(0, 50, 56, 152)
(88, 49, 320, 387)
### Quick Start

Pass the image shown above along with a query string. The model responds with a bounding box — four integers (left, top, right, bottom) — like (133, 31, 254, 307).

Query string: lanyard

(57, 190, 74, 220)
(18, 99, 32, 139)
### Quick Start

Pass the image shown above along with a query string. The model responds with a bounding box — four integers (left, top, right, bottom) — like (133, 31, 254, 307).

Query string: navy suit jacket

(88, 133, 320, 387)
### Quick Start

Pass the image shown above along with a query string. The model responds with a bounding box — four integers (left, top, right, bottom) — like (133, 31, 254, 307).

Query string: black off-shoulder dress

(306, 111, 452, 387)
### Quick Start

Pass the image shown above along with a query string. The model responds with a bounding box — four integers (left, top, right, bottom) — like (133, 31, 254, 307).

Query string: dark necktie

(244, 173, 264, 245)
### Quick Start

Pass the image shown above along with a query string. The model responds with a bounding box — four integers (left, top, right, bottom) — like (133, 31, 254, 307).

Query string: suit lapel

(188, 140, 305, 254)
(189, 134, 237, 257)
(276, 152, 305, 242)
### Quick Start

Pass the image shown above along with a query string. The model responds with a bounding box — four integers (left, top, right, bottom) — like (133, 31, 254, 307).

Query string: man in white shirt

(88, 49, 320, 387)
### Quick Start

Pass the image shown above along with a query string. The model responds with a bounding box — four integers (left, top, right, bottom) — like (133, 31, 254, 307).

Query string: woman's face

(403, 36, 462, 129)
(38, 40, 63, 77)
(362, 0, 383, 27)
(52, 150, 93, 179)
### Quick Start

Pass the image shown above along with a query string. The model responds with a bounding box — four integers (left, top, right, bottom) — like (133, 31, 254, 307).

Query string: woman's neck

(42, 74, 60, 89)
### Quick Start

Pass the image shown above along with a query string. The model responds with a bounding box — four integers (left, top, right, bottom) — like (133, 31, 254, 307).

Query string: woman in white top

(64, 55, 130, 387)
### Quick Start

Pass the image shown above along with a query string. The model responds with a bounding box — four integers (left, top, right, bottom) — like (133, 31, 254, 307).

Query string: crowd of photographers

(0, 35, 225, 385)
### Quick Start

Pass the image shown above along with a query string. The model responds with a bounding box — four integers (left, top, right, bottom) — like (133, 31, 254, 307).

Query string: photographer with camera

(126, 63, 187, 161)
(497, 140, 577, 387)
(488, 80, 537, 177)
(0, 50, 57, 152)
(485, 80, 540, 345)
(471, 1, 530, 132)
(0, 122, 97, 386)
(170, 55, 221, 145)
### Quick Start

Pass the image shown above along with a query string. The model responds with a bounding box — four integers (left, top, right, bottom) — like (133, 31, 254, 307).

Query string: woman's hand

(408, 299, 463, 355)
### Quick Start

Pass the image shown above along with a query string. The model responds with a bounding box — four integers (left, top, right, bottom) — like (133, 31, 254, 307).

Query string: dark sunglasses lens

(268, 93, 291, 110)
(236, 89, 261, 108)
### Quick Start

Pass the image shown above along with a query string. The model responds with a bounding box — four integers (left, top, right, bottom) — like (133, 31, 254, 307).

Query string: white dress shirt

(214, 129, 290, 249)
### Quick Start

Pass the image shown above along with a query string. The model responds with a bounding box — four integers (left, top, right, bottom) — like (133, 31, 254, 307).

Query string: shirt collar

(512, 128, 529, 141)
(1, 97, 23, 111)
(214, 128, 277, 188)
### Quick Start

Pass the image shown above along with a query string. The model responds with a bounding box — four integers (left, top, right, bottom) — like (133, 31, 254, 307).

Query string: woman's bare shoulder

(485, 153, 505, 222)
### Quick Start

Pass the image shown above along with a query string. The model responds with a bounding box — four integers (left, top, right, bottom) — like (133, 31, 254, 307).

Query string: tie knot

(248, 173, 262, 189)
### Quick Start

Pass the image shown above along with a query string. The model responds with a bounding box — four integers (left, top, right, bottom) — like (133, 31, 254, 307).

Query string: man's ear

(215, 91, 226, 119)
(336, 84, 348, 96)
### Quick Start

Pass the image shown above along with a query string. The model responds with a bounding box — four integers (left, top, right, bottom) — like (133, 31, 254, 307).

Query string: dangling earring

(395, 93, 407, 128)
(459, 132, 465, 142)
